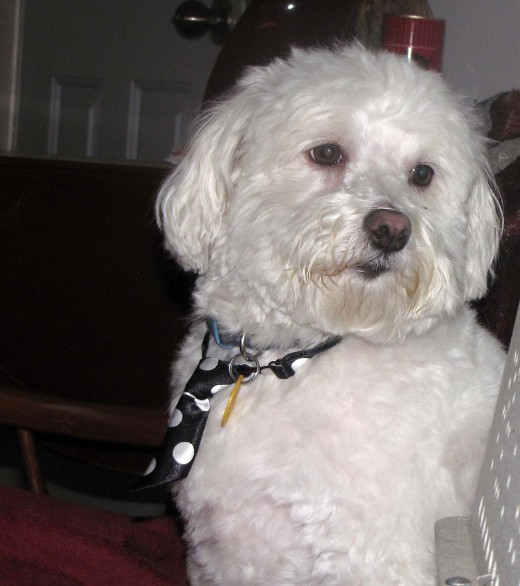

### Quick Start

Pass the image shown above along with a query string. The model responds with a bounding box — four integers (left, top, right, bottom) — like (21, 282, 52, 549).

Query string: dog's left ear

(463, 165, 502, 301)
(156, 93, 249, 273)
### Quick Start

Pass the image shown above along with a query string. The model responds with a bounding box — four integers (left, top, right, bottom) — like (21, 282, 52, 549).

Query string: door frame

(0, 0, 24, 151)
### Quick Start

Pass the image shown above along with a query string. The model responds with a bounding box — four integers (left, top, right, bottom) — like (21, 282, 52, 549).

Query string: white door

(9, 0, 245, 163)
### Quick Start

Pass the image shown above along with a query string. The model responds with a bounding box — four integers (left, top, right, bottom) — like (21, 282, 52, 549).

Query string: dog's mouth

(356, 258, 391, 279)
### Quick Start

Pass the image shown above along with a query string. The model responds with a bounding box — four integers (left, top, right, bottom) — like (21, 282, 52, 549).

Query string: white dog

(139, 45, 506, 584)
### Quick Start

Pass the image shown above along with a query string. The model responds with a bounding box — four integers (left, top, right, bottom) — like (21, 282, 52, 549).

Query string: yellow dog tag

(221, 374, 244, 427)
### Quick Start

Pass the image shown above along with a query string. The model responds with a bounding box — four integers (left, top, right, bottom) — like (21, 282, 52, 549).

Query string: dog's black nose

(363, 209, 411, 253)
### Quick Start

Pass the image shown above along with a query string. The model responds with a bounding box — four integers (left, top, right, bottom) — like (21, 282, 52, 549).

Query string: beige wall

(430, 0, 520, 101)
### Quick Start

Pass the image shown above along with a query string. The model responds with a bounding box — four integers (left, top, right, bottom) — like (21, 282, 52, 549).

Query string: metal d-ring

(228, 353, 260, 383)
(228, 333, 260, 383)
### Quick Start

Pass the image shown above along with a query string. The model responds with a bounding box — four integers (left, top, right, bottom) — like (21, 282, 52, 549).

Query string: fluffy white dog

(144, 45, 506, 584)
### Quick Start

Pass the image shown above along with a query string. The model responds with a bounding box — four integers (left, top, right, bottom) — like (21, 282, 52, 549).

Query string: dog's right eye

(309, 144, 344, 166)
(409, 164, 434, 187)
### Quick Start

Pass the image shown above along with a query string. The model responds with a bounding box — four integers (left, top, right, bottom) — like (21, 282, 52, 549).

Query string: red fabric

(0, 486, 187, 585)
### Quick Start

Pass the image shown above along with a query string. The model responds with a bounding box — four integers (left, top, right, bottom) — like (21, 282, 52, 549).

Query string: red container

(381, 15, 445, 72)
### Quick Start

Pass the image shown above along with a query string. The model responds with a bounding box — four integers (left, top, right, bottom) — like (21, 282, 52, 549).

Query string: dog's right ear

(156, 96, 246, 274)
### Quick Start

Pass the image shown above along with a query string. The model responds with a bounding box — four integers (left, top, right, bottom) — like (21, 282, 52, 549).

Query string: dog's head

(157, 45, 501, 345)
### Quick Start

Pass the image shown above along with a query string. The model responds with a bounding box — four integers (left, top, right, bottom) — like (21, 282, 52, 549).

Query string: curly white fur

(157, 45, 505, 585)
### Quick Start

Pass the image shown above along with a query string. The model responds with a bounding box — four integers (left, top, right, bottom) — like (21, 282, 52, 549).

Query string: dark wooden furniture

(0, 155, 194, 492)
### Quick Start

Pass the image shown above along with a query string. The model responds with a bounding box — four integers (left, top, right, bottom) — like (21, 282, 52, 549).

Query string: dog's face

(158, 46, 500, 345)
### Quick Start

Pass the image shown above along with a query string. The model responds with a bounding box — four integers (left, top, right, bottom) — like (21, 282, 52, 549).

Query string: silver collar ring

(228, 332, 260, 383)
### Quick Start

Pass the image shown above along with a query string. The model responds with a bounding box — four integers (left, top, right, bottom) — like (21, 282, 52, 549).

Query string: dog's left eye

(309, 143, 344, 166)
(410, 164, 434, 187)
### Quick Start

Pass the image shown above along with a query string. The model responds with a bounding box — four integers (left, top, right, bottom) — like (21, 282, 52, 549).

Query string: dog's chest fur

(174, 308, 503, 585)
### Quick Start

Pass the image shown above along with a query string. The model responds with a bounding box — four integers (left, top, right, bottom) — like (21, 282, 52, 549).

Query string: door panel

(125, 79, 191, 161)
(14, 0, 233, 163)
(47, 76, 103, 157)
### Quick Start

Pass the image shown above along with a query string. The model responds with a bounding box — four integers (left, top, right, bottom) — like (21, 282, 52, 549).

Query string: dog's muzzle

(357, 209, 412, 278)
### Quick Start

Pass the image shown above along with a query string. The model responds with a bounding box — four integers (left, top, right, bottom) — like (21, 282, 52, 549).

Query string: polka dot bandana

(134, 357, 235, 489)
(134, 335, 341, 490)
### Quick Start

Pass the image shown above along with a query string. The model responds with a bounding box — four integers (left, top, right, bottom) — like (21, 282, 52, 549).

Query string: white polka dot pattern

(172, 442, 195, 465)
(134, 356, 235, 489)
(170, 409, 183, 427)
(291, 357, 310, 371)
(185, 393, 210, 411)
(144, 458, 156, 475)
